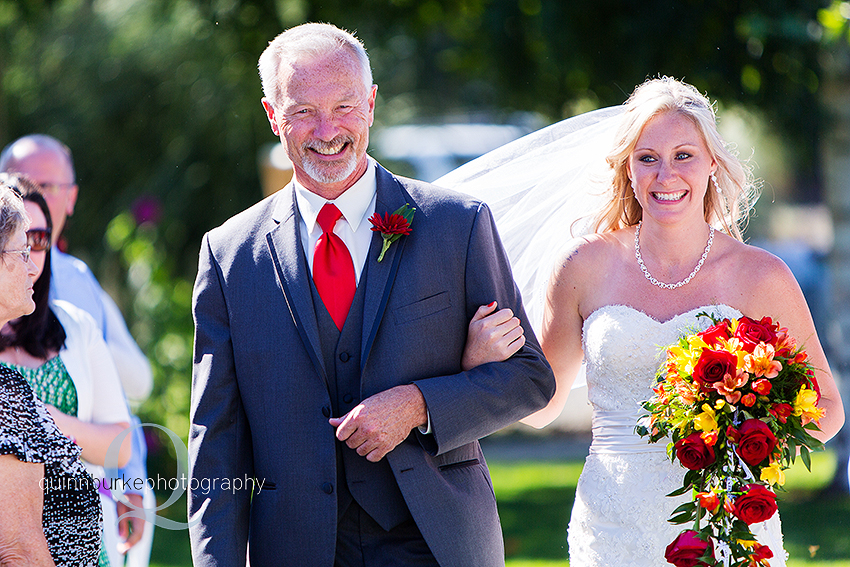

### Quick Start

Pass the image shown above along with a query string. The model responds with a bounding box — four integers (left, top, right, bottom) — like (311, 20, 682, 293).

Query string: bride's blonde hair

(592, 77, 759, 241)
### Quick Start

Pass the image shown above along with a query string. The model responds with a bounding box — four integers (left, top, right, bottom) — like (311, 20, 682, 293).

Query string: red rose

(734, 316, 779, 352)
(698, 320, 731, 347)
(675, 432, 716, 470)
(769, 403, 793, 424)
(732, 484, 777, 524)
(735, 419, 777, 466)
(665, 530, 714, 567)
(692, 349, 738, 392)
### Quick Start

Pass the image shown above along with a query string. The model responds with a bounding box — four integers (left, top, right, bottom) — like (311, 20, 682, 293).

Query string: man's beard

(302, 137, 358, 184)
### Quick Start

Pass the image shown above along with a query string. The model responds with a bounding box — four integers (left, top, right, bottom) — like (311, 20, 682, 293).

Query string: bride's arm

(743, 249, 844, 441)
(461, 302, 526, 371)
(522, 246, 587, 429)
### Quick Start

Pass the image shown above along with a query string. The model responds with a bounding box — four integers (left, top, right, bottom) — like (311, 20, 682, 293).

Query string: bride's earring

(710, 172, 722, 195)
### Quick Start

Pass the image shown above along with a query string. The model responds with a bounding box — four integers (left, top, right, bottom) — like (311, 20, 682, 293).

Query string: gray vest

(311, 262, 411, 531)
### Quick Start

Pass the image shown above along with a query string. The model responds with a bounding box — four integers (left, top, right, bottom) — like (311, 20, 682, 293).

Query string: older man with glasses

(1, 135, 155, 567)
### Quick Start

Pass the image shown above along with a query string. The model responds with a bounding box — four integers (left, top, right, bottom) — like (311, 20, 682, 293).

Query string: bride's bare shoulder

(550, 229, 628, 282)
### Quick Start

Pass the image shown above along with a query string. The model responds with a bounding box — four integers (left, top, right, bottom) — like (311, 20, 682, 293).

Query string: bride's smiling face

(627, 110, 716, 225)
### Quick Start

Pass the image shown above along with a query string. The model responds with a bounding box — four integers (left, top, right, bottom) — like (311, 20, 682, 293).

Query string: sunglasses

(26, 228, 51, 252)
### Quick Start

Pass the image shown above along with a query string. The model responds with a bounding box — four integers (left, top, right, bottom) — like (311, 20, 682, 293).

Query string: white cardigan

(52, 299, 130, 432)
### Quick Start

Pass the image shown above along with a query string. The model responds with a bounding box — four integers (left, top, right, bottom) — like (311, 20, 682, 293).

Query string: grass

(147, 451, 850, 566)
(491, 450, 850, 566)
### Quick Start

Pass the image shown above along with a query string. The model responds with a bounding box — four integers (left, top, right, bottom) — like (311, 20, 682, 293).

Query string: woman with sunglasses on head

(0, 179, 103, 566)
(0, 174, 132, 567)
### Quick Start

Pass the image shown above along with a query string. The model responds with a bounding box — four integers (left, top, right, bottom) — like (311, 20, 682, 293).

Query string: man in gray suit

(189, 22, 555, 567)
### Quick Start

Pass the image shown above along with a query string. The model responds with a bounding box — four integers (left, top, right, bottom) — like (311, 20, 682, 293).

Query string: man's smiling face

(264, 48, 376, 199)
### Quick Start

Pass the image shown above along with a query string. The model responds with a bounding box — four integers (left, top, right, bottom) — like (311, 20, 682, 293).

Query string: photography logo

(102, 423, 266, 530)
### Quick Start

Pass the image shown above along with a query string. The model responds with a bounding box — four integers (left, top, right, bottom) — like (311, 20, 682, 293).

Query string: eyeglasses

(26, 228, 51, 252)
(2, 245, 31, 264)
(37, 182, 75, 196)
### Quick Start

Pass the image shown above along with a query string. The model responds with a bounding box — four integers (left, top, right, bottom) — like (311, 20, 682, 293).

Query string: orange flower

(743, 343, 782, 379)
(697, 491, 720, 513)
(792, 351, 808, 364)
(775, 329, 797, 357)
(714, 370, 749, 404)
(741, 393, 756, 407)
(700, 430, 718, 446)
(675, 381, 698, 405)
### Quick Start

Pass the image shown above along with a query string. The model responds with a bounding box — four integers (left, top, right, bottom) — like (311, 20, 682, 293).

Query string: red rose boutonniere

(369, 203, 415, 262)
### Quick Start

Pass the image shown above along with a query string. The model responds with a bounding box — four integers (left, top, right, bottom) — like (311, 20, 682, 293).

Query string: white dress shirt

(293, 159, 432, 433)
(294, 158, 377, 283)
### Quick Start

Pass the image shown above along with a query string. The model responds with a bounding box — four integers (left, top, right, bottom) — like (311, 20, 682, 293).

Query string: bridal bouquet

(636, 313, 825, 567)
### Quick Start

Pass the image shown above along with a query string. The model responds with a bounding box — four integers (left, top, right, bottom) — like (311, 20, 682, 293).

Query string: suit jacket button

(322, 482, 334, 495)
(339, 352, 351, 362)
(322, 406, 331, 418)
(343, 394, 354, 404)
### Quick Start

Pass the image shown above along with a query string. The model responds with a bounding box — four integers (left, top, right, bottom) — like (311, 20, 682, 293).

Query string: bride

(454, 77, 845, 566)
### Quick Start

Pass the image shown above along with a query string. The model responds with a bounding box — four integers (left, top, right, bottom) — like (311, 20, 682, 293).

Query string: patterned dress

(0, 364, 102, 566)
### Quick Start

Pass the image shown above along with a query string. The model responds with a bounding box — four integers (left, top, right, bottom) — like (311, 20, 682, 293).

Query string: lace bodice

(582, 304, 742, 413)
(569, 304, 785, 567)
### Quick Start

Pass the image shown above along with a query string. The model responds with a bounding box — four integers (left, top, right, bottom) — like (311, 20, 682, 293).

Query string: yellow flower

(793, 385, 826, 424)
(687, 335, 710, 351)
(694, 404, 718, 432)
(760, 462, 786, 486)
(671, 341, 702, 375)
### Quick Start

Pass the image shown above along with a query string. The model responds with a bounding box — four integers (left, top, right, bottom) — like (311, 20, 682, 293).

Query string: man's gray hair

(258, 23, 372, 107)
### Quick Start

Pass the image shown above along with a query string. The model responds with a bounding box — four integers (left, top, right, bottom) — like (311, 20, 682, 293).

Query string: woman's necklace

(634, 221, 714, 290)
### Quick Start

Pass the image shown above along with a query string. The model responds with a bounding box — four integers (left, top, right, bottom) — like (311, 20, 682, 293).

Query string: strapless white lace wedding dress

(568, 304, 786, 567)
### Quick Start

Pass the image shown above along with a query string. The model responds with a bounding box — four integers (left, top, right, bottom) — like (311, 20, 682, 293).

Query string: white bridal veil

(435, 105, 625, 337)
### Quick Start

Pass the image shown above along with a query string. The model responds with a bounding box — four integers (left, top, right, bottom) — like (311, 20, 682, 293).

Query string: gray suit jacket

(189, 164, 555, 567)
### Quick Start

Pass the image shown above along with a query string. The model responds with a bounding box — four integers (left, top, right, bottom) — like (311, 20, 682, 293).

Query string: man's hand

(116, 493, 145, 553)
(329, 385, 427, 463)
(462, 301, 525, 371)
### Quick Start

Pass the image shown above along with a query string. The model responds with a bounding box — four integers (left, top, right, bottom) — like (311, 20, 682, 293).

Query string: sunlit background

(4, 0, 850, 564)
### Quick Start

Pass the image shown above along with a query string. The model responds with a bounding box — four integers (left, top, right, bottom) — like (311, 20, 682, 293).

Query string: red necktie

(313, 203, 356, 331)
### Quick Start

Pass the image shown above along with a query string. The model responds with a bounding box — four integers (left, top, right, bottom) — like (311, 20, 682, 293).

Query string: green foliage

(0, 0, 844, 451)
(103, 209, 194, 444)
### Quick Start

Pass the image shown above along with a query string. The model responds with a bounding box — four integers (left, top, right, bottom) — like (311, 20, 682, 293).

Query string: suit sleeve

(189, 233, 252, 567)
(413, 202, 556, 454)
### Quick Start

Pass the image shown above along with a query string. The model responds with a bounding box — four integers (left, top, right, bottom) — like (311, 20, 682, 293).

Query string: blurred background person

(0, 173, 133, 565)
(0, 179, 102, 566)
(1, 136, 154, 566)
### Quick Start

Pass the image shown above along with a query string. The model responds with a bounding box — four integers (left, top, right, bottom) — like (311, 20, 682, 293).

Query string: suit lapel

(361, 166, 411, 370)
(267, 187, 328, 382)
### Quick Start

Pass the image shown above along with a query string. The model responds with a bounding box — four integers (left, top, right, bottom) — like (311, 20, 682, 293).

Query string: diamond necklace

(634, 221, 714, 290)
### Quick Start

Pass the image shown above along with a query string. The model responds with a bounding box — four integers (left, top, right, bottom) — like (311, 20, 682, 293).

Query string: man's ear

(262, 99, 281, 136)
(66, 184, 79, 217)
(366, 84, 377, 127)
